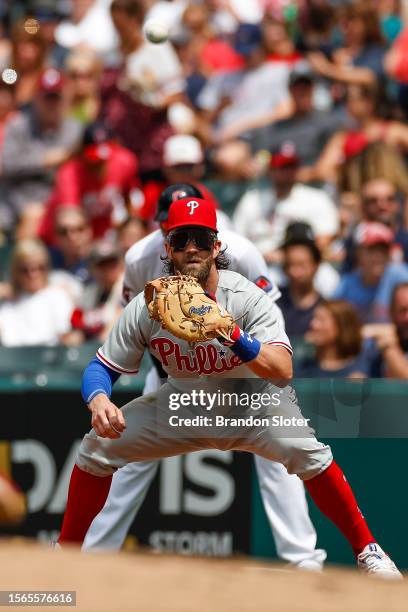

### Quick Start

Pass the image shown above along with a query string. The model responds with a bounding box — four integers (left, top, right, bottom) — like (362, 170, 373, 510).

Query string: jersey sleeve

(242, 289, 292, 354)
(97, 293, 150, 374)
(122, 249, 145, 305)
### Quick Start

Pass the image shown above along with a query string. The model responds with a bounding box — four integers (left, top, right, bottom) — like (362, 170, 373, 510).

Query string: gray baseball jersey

(98, 270, 291, 380)
(122, 228, 281, 305)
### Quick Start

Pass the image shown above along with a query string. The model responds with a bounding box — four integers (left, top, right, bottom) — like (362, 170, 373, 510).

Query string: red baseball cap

(166, 197, 217, 232)
(38, 68, 64, 95)
(355, 222, 394, 246)
(270, 142, 299, 169)
(83, 143, 113, 163)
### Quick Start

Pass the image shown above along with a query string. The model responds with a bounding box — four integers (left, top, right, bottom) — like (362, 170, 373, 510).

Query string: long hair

(338, 142, 408, 197)
(317, 300, 362, 359)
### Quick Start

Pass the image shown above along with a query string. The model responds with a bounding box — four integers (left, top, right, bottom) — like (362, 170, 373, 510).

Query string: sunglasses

(57, 224, 87, 236)
(363, 195, 397, 205)
(168, 228, 216, 251)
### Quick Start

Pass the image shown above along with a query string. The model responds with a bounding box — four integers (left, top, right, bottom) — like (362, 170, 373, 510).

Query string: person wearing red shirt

(39, 123, 141, 244)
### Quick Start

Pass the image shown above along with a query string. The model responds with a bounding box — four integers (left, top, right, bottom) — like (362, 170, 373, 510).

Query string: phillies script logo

(151, 338, 242, 375)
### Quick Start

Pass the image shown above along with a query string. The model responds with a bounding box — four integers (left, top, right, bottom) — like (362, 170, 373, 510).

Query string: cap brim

(167, 221, 218, 232)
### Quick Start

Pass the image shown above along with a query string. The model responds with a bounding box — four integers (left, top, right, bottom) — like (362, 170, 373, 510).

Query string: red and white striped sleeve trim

(96, 350, 139, 375)
(266, 341, 293, 355)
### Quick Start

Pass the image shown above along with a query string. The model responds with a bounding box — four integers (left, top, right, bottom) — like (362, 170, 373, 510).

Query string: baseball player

(59, 196, 401, 578)
(83, 184, 325, 569)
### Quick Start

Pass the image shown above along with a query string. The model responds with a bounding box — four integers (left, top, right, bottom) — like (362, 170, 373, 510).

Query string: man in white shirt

(233, 142, 339, 258)
(55, 0, 118, 57)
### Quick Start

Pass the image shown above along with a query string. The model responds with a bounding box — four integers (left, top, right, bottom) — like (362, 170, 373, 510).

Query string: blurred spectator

(249, 62, 344, 171)
(1, 67, 83, 239)
(48, 207, 93, 285)
(337, 141, 408, 198)
(233, 143, 339, 261)
(296, 300, 365, 378)
(0, 79, 16, 231)
(211, 11, 301, 142)
(162, 133, 205, 183)
(39, 122, 140, 242)
(117, 216, 149, 253)
(0, 239, 73, 346)
(196, 23, 263, 129)
(277, 221, 340, 300)
(181, 2, 244, 77)
(68, 240, 123, 344)
(334, 221, 408, 323)
(310, 83, 408, 184)
(277, 232, 323, 338)
(64, 47, 102, 124)
(31, 5, 70, 69)
(207, 0, 264, 34)
(0, 77, 16, 148)
(172, 2, 245, 106)
(308, 2, 386, 86)
(342, 178, 408, 272)
(100, 0, 185, 176)
(55, 0, 118, 58)
(361, 282, 408, 378)
(139, 134, 222, 221)
(262, 9, 302, 64)
(9, 18, 48, 109)
(297, 0, 337, 56)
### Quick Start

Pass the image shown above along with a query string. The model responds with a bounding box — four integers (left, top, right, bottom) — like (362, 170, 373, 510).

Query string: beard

(175, 255, 213, 285)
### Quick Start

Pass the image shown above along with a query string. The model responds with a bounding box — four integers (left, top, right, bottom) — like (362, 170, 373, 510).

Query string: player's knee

(284, 441, 333, 480)
(75, 432, 118, 477)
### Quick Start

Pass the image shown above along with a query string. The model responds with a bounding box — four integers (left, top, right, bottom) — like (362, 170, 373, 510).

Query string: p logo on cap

(166, 197, 217, 232)
(187, 200, 199, 215)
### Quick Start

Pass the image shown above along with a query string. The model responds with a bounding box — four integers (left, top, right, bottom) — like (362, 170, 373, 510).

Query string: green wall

(251, 438, 408, 569)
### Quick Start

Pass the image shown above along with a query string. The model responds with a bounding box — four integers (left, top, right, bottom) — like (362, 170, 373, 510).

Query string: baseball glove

(144, 275, 235, 343)
(0, 474, 26, 525)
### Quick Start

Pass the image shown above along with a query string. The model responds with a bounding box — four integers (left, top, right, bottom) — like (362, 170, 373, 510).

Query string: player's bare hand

(88, 394, 126, 439)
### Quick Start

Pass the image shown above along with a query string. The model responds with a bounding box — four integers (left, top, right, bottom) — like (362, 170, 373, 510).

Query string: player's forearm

(222, 326, 292, 380)
(246, 344, 293, 380)
(382, 346, 408, 379)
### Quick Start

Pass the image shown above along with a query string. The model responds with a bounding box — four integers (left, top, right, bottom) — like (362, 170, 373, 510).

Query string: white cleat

(357, 543, 402, 580)
(292, 559, 323, 572)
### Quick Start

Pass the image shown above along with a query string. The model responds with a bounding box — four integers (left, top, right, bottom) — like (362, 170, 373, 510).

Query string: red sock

(305, 461, 374, 556)
(59, 465, 112, 544)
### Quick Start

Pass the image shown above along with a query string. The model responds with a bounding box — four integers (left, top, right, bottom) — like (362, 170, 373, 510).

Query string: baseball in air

(143, 19, 169, 44)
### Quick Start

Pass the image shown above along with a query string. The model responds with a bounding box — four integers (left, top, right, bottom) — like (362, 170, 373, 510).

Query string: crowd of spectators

(1, 0, 408, 380)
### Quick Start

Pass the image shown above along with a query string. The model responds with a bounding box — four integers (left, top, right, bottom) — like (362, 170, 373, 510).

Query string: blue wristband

(228, 327, 261, 363)
(81, 356, 120, 404)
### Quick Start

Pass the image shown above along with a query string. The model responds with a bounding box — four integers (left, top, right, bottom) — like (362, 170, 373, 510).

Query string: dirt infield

(0, 541, 406, 611)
